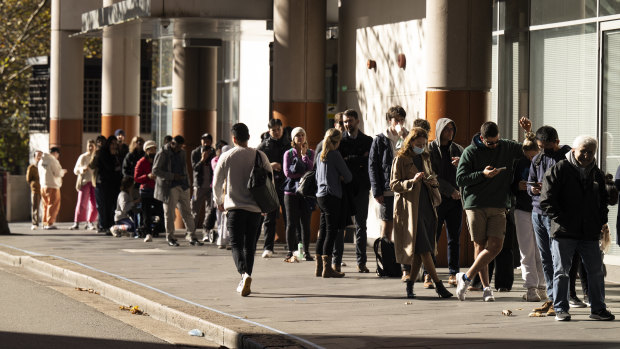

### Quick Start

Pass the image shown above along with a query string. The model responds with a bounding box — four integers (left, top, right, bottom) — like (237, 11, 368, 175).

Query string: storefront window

(600, 0, 620, 16)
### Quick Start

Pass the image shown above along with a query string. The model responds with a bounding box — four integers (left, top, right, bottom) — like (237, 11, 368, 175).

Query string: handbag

(247, 150, 280, 213)
(296, 170, 317, 198)
(75, 173, 84, 192)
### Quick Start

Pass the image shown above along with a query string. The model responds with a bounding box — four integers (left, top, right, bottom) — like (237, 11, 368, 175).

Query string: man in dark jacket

(369, 106, 409, 279)
(257, 118, 290, 257)
(191, 133, 216, 241)
(455, 119, 530, 302)
(540, 135, 614, 322)
(429, 118, 464, 287)
(338, 109, 373, 272)
(527, 126, 575, 315)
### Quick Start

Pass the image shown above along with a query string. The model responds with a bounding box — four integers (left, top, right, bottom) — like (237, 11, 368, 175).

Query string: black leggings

(316, 194, 342, 256)
(284, 194, 312, 254)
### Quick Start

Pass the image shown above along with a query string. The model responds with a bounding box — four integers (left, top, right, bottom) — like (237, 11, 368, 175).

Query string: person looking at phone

(428, 118, 465, 288)
(455, 119, 531, 302)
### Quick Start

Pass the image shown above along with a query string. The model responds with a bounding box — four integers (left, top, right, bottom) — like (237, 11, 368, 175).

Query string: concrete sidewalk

(1, 222, 620, 348)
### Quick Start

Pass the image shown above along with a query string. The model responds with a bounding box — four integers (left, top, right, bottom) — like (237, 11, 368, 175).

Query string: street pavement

(1, 222, 620, 348)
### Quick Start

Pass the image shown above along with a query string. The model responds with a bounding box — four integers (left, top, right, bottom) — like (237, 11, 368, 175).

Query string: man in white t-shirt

(213, 123, 272, 297)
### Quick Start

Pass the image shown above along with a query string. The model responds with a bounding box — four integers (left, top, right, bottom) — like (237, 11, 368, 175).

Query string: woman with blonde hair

(314, 128, 352, 278)
(390, 127, 452, 298)
(70, 139, 98, 230)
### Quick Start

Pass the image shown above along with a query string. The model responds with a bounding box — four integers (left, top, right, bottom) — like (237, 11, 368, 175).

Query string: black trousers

(258, 188, 286, 251)
(316, 194, 341, 256)
(96, 182, 119, 230)
(141, 196, 164, 235)
(284, 194, 311, 253)
(228, 209, 262, 276)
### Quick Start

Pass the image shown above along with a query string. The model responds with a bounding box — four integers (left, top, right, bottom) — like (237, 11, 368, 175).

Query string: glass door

(600, 20, 620, 256)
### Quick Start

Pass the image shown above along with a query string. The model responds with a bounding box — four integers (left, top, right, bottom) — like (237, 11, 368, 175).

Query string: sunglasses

(484, 140, 499, 146)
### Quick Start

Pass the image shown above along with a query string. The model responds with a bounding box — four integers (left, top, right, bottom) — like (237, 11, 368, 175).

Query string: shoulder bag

(247, 150, 280, 213)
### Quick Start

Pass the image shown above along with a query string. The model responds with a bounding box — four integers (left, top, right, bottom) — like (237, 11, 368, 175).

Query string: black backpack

(373, 237, 401, 277)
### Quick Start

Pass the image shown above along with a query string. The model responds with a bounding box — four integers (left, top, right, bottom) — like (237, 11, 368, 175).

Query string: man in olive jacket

(153, 135, 202, 247)
(540, 135, 614, 322)
(455, 119, 530, 302)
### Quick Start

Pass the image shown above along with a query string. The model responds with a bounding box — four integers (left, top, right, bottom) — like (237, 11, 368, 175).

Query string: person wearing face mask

(70, 140, 98, 231)
(390, 127, 453, 299)
(527, 126, 580, 316)
(135, 140, 163, 242)
(540, 136, 614, 322)
(369, 106, 410, 280)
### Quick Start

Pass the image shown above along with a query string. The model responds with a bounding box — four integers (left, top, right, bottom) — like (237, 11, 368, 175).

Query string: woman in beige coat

(390, 127, 452, 299)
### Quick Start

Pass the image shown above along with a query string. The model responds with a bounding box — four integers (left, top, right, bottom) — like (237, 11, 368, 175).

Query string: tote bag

(247, 150, 280, 213)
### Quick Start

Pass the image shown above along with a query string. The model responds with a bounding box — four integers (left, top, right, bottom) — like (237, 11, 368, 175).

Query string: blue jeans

(551, 238, 606, 313)
(532, 212, 554, 300)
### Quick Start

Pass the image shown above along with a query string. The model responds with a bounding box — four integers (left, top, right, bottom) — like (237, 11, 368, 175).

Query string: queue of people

(25, 111, 618, 321)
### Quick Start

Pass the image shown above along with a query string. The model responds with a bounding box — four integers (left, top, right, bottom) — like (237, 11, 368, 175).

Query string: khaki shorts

(465, 207, 507, 243)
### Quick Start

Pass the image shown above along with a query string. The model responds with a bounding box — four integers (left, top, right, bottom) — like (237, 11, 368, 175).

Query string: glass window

(600, 0, 620, 16)
(491, 36, 499, 123)
(529, 24, 597, 147)
(530, 0, 597, 25)
(601, 28, 620, 253)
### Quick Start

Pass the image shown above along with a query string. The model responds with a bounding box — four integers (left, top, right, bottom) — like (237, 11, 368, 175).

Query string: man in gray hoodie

(428, 118, 464, 287)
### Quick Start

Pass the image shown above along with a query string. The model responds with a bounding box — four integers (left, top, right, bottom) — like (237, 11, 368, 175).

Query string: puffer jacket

(540, 153, 608, 241)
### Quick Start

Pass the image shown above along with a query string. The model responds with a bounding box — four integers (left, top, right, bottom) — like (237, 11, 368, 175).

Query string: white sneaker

(261, 250, 273, 258)
(455, 272, 470, 301)
(236, 279, 244, 293)
(31, 225, 38, 230)
(110, 226, 121, 237)
(44, 225, 58, 230)
(240, 273, 252, 297)
(523, 287, 541, 302)
(69, 223, 79, 230)
(86, 222, 96, 231)
(144, 234, 153, 242)
(483, 287, 495, 302)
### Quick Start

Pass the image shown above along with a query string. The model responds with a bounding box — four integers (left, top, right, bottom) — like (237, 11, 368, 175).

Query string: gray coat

(153, 144, 189, 203)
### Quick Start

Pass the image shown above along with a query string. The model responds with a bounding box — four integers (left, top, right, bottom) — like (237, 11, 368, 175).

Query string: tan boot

(315, 255, 323, 277)
(322, 255, 345, 278)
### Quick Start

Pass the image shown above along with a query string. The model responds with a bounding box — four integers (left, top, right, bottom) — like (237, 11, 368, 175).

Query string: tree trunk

(0, 189, 10, 235)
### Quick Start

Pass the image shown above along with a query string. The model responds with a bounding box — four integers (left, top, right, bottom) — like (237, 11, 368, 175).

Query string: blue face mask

(413, 146, 425, 154)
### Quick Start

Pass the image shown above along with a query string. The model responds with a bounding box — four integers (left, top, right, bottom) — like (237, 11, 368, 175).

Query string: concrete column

(425, 0, 492, 146)
(101, 0, 141, 140)
(171, 39, 218, 154)
(50, 0, 85, 222)
(273, 0, 326, 149)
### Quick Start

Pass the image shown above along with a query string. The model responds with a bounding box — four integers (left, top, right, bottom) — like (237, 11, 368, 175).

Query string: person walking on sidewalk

(39, 147, 67, 230)
(70, 140, 98, 231)
(153, 135, 203, 247)
(455, 119, 531, 302)
(338, 109, 373, 273)
(257, 118, 290, 258)
(282, 127, 315, 262)
(213, 123, 272, 296)
(27, 151, 43, 230)
(540, 135, 615, 322)
(315, 128, 352, 278)
(390, 127, 453, 299)
(427, 117, 464, 288)
(191, 133, 217, 242)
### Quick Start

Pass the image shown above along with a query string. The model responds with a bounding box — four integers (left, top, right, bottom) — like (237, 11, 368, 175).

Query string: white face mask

(413, 146, 425, 154)
(395, 124, 402, 135)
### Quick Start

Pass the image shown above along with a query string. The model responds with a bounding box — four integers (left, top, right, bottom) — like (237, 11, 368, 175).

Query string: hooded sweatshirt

(38, 153, 64, 189)
(456, 133, 523, 209)
(429, 118, 464, 199)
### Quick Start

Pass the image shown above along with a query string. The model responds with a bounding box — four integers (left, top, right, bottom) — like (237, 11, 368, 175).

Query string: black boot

(406, 280, 415, 299)
(435, 280, 453, 298)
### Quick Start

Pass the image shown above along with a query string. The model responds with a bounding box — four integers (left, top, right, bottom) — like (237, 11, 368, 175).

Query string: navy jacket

(369, 134, 393, 198)
(527, 145, 571, 215)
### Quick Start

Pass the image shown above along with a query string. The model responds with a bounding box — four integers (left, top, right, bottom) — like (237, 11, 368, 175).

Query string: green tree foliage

(0, 0, 50, 174)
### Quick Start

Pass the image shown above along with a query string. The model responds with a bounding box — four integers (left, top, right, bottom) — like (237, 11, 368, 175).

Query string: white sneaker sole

(241, 276, 252, 297)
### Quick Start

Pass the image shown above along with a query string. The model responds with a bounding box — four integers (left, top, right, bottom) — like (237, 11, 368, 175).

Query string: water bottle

(297, 242, 304, 259)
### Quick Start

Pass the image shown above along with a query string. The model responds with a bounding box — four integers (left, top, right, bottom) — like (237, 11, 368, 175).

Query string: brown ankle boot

(315, 255, 323, 277)
(322, 255, 345, 278)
